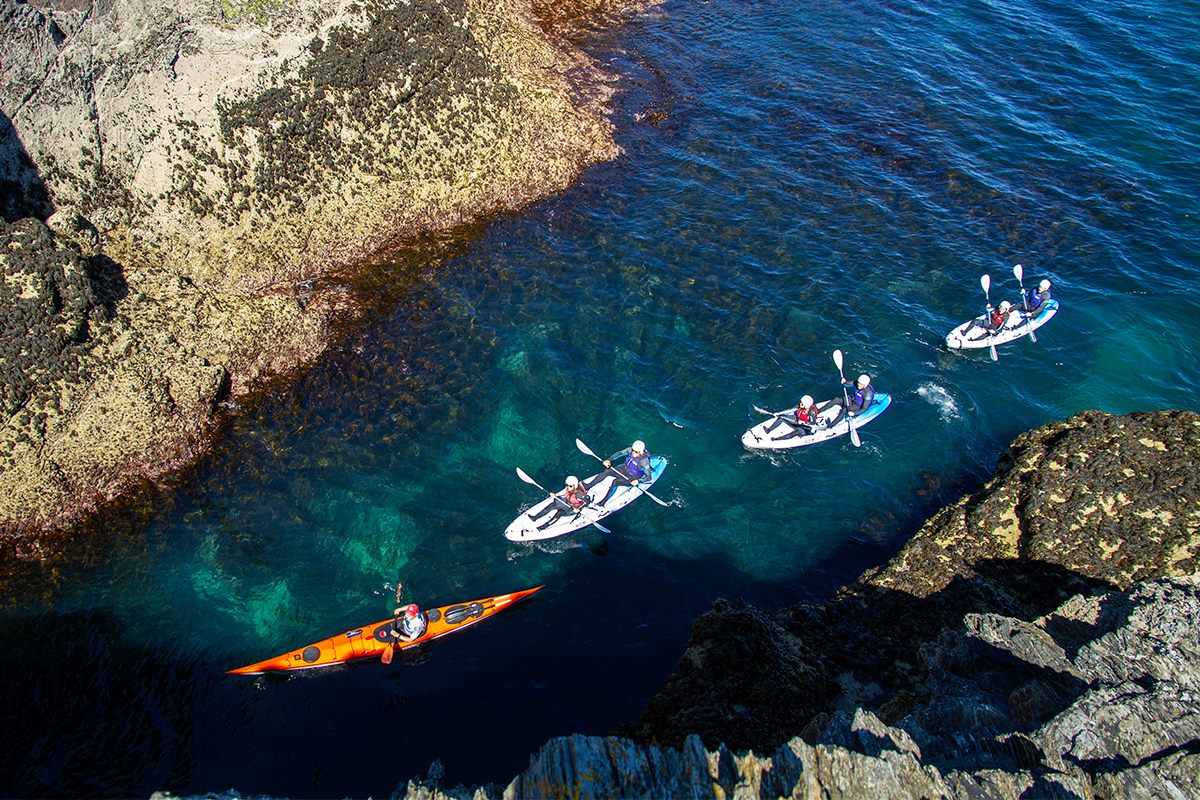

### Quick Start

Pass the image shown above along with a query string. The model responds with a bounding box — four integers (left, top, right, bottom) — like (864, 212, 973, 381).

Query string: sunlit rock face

(0, 0, 624, 540)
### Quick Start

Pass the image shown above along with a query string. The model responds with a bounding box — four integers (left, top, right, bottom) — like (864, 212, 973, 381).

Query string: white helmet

(857, 374, 871, 387)
(1038, 279, 1051, 291)
(999, 301, 1011, 311)
(632, 440, 646, 453)
(800, 395, 814, 408)
(565, 476, 579, 488)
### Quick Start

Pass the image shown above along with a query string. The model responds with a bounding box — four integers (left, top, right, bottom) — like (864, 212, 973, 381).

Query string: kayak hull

(742, 394, 892, 450)
(227, 586, 543, 675)
(946, 300, 1059, 349)
(505, 456, 667, 542)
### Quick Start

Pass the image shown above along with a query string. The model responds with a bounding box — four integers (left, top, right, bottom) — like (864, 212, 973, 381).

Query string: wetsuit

(824, 382, 875, 425)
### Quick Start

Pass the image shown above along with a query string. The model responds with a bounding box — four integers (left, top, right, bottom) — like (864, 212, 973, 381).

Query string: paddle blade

(515, 467, 535, 485)
(1013, 263, 1024, 284)
(575, 438, 600, 460)
(989, 342, 999, 361)
(850, 425, 861, 448)
(381, 643, 394, 664)
(981, 274, 991, 294)
(833, 349, 843, 371)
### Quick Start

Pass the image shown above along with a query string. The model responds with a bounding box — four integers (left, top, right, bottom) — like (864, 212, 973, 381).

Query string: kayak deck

(227, 586, 544, 675)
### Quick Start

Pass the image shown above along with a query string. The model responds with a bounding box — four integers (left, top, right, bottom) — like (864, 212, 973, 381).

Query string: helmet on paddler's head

(857, 374, 871, 388)
(1038, 279, 1051, 291)
(800, 395, 814, 408)
(999, 301, 1012, 312)
(565, 476, 579, 488)
(632, 440, 646, 454)
(404, 604, 419, 616)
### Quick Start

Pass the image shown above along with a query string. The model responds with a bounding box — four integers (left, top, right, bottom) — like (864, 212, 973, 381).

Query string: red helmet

(404, 604, 419, 616)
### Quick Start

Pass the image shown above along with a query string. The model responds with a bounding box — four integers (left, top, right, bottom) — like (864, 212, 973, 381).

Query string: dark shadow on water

(0, 110, 54, 222)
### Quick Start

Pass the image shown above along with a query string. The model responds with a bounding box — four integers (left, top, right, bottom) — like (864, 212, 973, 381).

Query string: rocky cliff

(395, 410, 1200, 798)
(1, 0, 633, 544)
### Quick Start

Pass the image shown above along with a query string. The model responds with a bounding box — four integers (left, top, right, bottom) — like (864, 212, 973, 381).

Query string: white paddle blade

(850, 425, 861, 447)
(1013, 263, 1024, 283)
(575, 438, 599, 460)
(833, 349, 843, 370)
(990, 343, 999, 361)
(515, 467, 533, 484)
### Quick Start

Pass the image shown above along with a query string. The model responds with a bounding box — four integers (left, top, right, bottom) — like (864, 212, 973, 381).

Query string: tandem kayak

(945, 300, 1059, 350)
(505, 456, 667, 542)
(742, 394, 892, 450)
(227, 586, 544, 675)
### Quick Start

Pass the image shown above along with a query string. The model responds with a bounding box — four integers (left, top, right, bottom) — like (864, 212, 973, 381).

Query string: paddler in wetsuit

(821, 374, 875, 426)
(530, 475, 589, 530)
(589, 439, 651, 503)
(765, 395, 822, 437)
(1022, 279, 1052, 316)
(968, 300, 1013, 340)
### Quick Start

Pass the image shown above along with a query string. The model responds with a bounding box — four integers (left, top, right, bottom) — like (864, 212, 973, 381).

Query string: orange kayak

(227, 585, 544, 675)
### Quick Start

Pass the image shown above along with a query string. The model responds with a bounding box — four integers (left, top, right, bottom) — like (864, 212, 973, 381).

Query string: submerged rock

(0, 0, 637, 541)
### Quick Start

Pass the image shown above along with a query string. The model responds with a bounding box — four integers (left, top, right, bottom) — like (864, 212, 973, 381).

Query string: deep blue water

(3, 0, 1199, 796)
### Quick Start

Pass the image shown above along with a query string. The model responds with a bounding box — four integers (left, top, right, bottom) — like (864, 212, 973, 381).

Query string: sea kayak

(945, 300, 1059, 350)
(742, 394, 892, 450)
(227, 586, 543, 675)
(505, 456, 667, 542)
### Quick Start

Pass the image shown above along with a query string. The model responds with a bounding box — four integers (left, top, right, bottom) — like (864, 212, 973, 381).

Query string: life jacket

(1026, 289, 1042, 311)
(990, 308, 1005, 327)
(853, 384, 874, 411)
(624, 453, 650, 480)
(796, 405, 819, 423)
(401, 613, 427, 639)
(566, 487, 587, 508)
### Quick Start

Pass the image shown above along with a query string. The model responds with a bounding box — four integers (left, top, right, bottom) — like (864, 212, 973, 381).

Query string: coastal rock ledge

(391, 410, 1199, 799)
(1, 0, 633, 547)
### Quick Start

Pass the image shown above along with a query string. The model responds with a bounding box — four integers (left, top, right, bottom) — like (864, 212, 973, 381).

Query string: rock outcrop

(400, 575, 1200, 799)
(1, 0, 633, 542)
(635, 409, 1200, 753)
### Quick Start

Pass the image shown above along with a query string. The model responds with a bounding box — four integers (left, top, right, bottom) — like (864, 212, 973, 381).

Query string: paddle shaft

(574, 439, 671, 507)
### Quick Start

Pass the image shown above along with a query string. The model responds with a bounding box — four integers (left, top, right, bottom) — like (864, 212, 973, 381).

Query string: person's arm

(604, 447, 632, 468)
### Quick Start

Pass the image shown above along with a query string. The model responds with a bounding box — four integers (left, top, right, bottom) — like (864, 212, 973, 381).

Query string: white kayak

(742, 394, 893, 450)
(505, 456, 668, 542)
(945, 300, 1059, 350)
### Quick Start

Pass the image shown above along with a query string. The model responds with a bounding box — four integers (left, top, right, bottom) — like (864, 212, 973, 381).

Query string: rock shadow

(0, 110, 53, 222)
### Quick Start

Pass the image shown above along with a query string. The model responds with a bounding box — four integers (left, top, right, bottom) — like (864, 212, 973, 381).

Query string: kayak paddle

(832, 350, 861, 448)
(574, 438, 671, 508)
(980, 274, 998, 361)
(1013, 263, 1037, 343)
(381, 581, 403, 664)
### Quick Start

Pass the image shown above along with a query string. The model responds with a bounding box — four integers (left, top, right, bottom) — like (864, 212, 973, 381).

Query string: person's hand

(603, 459, 611, 468)
(393, 607, 402, 616)
(631, 479, 640, 486)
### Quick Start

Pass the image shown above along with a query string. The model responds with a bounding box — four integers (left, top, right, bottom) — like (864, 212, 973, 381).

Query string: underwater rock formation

(0, 0, 633, 542)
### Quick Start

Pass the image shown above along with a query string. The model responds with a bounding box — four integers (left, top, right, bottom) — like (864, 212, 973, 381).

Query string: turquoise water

(3, 1, 1199, 796)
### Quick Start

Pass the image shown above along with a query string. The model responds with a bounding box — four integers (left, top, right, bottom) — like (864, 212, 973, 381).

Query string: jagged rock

(634, 411, 1200, 756)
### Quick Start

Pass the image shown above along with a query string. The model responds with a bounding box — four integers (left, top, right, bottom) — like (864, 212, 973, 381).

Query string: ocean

(2, 0, 1198, 795)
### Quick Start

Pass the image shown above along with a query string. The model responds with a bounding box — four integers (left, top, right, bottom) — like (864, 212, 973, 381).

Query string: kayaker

(529, 475, 589, 529)
(766, 394, 821, 436)
(968, 300, 1012, 339)
(1023, 279, 1052, 315)
(390, 603, 428, 643)
(604, 440, 651, 486)
(822, 374, 875, 425)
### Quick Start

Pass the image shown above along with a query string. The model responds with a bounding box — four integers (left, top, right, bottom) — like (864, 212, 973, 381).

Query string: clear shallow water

(4, 0, 1200, 796)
